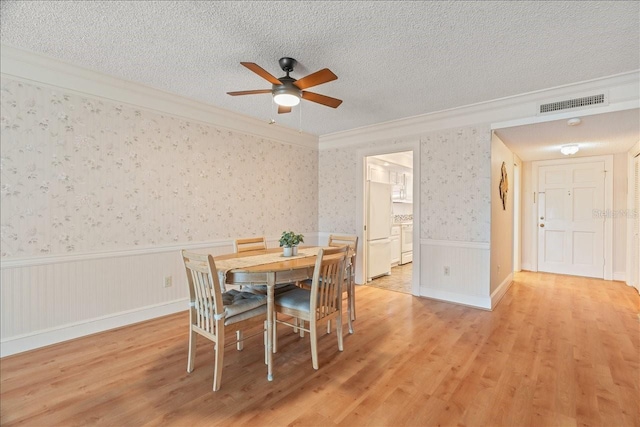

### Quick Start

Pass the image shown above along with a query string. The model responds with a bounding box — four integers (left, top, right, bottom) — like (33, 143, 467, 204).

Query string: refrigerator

(366, 181, 392, 281)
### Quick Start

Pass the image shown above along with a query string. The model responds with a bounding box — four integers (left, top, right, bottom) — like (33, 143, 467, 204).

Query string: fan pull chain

(298, 100, 302, 133)
(269, 97, 276, 124)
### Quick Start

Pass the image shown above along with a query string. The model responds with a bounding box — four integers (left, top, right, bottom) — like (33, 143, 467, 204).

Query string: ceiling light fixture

(560, 144, 579, 155)
(273, 85, 301, 107)
(567, 117, 582, 126)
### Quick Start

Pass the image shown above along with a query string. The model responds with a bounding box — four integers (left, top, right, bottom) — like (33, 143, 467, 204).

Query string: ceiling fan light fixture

(273, 92, 300, 107)
(273, 84, 301, 107)
(560, 144, 579, 155)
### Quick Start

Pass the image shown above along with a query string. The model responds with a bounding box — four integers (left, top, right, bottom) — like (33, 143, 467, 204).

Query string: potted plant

(279, 231, 304, 256)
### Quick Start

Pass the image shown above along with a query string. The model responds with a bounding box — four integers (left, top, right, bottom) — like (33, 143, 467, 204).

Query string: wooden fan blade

(278, 105, 292, 114)
(227, 89, 272, 96)
(240, 62, 282, 85)
(293, 68, 338, 90)
(302, 91, 343, 108)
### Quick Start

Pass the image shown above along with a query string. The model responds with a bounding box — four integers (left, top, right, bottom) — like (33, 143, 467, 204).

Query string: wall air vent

(538, 93, 607, 115)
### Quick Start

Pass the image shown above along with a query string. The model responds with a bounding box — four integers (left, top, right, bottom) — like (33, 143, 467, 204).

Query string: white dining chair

(182, 250, 267, 391)
(233, 236, 267, 253)
(272, 246, 348, 369)
(328, 234, 358, 333)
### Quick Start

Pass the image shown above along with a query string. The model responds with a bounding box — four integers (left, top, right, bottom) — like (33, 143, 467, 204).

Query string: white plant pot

(292, 246, 299, 256)
(283, 246, 293, 257)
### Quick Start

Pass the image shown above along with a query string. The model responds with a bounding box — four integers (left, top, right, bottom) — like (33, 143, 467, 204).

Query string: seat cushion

(222, 289, 267, 318)
(274, 288, 311, 312)
(243, 283, 299, 295)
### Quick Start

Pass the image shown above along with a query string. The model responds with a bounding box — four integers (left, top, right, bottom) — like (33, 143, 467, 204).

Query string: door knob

(540, 224, 545, 228)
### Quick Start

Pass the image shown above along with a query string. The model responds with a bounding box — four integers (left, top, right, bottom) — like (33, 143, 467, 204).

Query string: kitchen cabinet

(368, 164, 390, 183)
(390, 225, 401, 265)
(391, 172, 413, 203)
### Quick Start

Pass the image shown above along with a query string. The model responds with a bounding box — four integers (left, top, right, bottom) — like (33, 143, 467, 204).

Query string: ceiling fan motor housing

(279, 57, 297, 73)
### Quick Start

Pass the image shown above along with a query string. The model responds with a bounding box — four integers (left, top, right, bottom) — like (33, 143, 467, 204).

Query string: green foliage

(279, 230, 304, 247)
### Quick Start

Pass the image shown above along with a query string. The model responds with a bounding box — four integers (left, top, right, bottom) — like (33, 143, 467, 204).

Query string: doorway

(532, 155, 614, 280)
(356, 144, 420, 296)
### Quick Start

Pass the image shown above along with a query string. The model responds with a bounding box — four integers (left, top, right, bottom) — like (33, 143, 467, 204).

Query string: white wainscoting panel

(0, 233, 321, 357)
(420, 239, 491, 310)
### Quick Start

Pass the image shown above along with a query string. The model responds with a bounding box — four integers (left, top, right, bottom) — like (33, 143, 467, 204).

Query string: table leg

(266, 272, 275, 381)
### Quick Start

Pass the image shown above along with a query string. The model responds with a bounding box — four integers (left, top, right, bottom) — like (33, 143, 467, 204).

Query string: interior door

(537, 161, 605, 278)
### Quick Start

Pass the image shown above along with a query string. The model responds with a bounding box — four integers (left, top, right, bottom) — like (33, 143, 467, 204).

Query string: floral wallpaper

(0, 78, 318, 258)
(420, 126, 491, 242)
(318, 126, 491, 243)
(318, 145, 359, 234)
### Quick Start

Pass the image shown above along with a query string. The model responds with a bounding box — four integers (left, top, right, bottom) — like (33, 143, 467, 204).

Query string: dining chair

(233, 236, 267, 253)
(273, 246, 348, 370)
(298, 235, 358, 334)
(182, 250, 268, 391)
(328, 234, 359, 331)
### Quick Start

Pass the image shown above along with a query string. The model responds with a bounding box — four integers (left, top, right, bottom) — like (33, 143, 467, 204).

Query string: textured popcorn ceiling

(1, 1, 638, 145)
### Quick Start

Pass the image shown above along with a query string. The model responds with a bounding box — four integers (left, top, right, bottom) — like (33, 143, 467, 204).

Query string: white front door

(537, 161, 605, 278)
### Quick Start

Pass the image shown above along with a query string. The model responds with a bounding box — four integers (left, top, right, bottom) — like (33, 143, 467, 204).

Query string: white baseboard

(420, 287, 491, 310)
(520, 263, 533, 271)
(0, 298, 188, 358)
(612, 271, 625, 282)
(491, 273, 514, 309)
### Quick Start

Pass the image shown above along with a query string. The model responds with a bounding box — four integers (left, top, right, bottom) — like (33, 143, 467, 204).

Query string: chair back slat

(310, 246, 347, 321)
(328, 234, 358, 275)
(182, 251, 225, 334)
(234, 237, 267, 253)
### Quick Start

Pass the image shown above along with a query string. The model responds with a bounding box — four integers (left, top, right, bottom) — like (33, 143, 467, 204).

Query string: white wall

(2, 46, 638, 355)
(319, 126, 493, 308)
(490, 133, 514, 299)
(0, 49, 320, 356)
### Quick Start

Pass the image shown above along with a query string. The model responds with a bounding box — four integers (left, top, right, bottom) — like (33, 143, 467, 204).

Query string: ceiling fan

(227, 57, 342, 114)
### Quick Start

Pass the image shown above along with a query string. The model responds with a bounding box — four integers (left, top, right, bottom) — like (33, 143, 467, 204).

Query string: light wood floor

(1, 272, 638, 426)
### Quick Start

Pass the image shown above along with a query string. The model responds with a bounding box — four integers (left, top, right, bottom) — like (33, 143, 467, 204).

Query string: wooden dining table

(214, 246, 323, 381)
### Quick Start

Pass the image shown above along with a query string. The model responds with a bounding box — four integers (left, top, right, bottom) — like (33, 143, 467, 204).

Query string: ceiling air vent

(538, 93, 607, 115)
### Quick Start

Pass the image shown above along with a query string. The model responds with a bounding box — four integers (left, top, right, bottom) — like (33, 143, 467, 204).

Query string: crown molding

(319, 70, 640, 149)
(0, 44, 319, 150)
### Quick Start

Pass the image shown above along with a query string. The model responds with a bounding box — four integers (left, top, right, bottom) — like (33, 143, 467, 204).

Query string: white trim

(0, 299, 188, 357)
(513, 155, 523, 272)
(315, 231, 332, 246)
(0, 239, 230, 269)
(0, 232, 322, 269)
(626, 141, 640, 291)
(320, 71, 639, 149)
(419, 288, 491, 310)
(420, 239, 490, 250)
(491, 100, 639, 130)
(613, 272, 626, 282)
(0, 44, 318, 150)
(521, 262, 533, 271)
(491, 272, 513, 309)
(531, 155, 614, 280)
